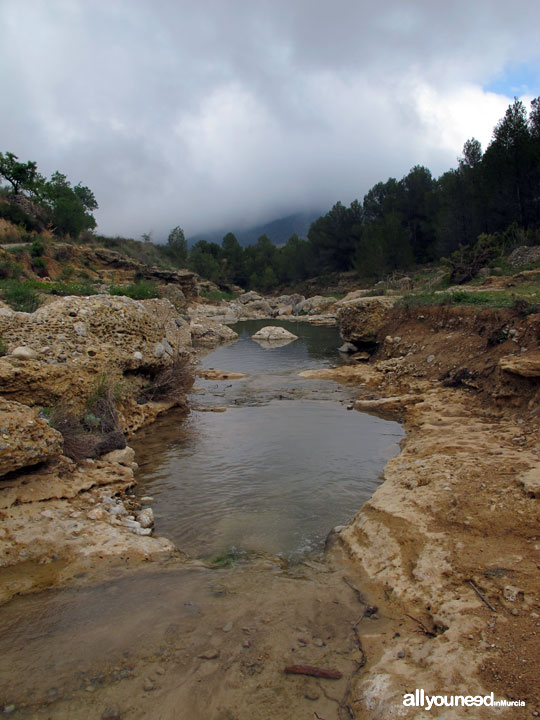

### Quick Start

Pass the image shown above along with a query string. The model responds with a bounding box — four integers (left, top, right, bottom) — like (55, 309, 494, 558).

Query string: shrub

(49, 404, 101, 463)
(49, 376, 126, 462)
(31, 256, 47, 277)
(137, 355, 193, 404)
(54, 245, 74, 263)
(0, 336, 7, 356)
(0, 259, 23, 279)
(1, 282, 41, 312)
(513, 297, 539, 316)
(30, 240, 45, 257)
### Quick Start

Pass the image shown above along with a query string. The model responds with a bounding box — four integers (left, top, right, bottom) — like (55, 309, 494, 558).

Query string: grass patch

(109, 280, 160, 300)
(49, 281, 99, 296)
(0, 280, 42, 312)
(200, 288, 235, 302)
(210, 549, 245, 567)
(397, 289, 518, 310)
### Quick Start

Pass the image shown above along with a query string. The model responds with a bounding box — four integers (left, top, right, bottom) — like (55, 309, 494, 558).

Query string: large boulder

(0, 398, 63, 477)
(190, 318, 238, 346)
(337, 296, 398, 345)
(240, 299, 273, 317)
(0, 296, 193, 407)
(238, 291, 263, 305)
(252, 326, 298, 342)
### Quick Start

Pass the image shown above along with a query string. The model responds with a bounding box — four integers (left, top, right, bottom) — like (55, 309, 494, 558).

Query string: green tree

(259, 265, 277, 292)
(188, 241, 223, 284)
(43, 171, 98, 237)
(221, 232, 246, 284)
(0, 152, 44, 195)
(165, 226, 188, 265)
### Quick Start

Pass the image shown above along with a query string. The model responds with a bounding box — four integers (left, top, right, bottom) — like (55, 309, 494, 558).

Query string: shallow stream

(132, 320, 402, 562)
(0, 320, 404, 719)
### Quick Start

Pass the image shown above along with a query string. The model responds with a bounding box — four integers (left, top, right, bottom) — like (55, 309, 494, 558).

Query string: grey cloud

(1, 0, 539, 239)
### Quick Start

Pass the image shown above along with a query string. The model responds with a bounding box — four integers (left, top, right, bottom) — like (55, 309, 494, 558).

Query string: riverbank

(301, 301, 540, 717)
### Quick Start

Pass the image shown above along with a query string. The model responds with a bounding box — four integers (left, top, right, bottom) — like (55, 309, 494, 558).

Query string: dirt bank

(302, 302, 540, 717)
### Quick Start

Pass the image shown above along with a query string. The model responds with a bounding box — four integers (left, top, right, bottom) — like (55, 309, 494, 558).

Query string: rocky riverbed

(1, 286, 540, 718)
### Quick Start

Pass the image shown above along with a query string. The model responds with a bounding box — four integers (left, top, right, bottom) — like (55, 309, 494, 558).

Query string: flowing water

(0, 320, 404, 719)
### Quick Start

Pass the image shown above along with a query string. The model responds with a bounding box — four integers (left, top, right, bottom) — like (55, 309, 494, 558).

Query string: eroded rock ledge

(0, 294, 198, 601)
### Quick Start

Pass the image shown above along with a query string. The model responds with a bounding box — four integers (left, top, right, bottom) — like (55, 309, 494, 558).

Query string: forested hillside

(185, 97, 540, 289)
(2, 97, 540, 294)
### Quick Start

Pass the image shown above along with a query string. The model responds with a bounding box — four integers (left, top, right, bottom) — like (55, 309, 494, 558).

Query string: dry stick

(404, 613, 437, 638)
(285, 665, 342, 679)
(342, 576, 367, 605)
(338, 619, 368, 720)
(467, 579, 497, 612)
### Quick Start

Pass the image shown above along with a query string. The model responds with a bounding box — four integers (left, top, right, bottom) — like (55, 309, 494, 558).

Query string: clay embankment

(302, 297, 540, 717)
(0, 294, 199, 603)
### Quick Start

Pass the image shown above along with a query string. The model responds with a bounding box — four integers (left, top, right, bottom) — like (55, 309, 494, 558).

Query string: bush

(30, 240, 45, 257)
(0, 336, 7, 356)
(513, 297, 539, 316)
(31, 256, 47, 277)
(54, 245, 74, 263)
(0, 259, 23, 280)
(49, 376, 126, 462)
(137, 355, 193, 404)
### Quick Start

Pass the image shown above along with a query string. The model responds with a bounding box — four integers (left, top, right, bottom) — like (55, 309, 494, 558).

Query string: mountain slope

(188, 210, 321, 248)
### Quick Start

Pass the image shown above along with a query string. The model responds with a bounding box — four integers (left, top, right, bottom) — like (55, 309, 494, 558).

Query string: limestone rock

(0, 296, 193, 407)
(337, 296, 398, 345)
(499, 353, 540, 377)
(101, 446, 136, 466)
(190, 318, 238, 346)
(272, 294, 304, 309)
(296, 295, 337, 315)
(10, 346, 39, 361)
(238, 291, 263, 304)
(338, 342, 358, 354)
(519, 467, 540, 496)
(0, 398, 63, 477)
(137, 508, 154, 528)
(241, 299, 273, 316)
(353, 395, 421, 414)
(252, 326, 298, 342)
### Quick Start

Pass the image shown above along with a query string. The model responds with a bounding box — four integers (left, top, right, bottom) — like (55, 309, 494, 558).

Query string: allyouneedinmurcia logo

(403, 689, 525, 710)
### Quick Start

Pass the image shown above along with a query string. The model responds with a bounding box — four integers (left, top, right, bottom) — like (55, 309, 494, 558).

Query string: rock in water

(251, 326, 298, 342)
(137, 508, 154, 528)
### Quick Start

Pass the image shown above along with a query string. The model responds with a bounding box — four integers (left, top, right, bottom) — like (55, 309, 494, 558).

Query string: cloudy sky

(1, 1, 540, 240)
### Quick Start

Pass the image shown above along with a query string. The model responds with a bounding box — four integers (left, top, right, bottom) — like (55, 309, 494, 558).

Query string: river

(0, 320, 403, 720)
